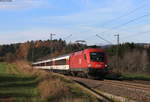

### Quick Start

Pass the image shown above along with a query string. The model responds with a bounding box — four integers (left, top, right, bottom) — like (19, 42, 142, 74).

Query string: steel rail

(103, 80, 150, 93)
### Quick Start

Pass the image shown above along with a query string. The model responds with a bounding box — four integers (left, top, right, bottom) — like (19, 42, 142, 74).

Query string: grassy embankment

(0, 62, 41, 102)
(120, 74, 150, 81)
(105, 72, 150, 81)
(0, 62, 100, 102)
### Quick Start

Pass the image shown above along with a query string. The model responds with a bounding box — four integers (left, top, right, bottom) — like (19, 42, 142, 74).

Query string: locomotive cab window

(90, 52, 105, 62)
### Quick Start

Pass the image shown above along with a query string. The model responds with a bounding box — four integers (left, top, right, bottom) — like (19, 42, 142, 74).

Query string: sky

(0, 0, 150, 45)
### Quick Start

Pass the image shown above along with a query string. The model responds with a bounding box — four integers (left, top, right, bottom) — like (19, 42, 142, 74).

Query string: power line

(111, 22, 150, 33)
(101, 3, 147, 27)
(96, 34, 113, 44)
(98, 12, 150, 36)
(112, 13, 150, 29)
(122, 30, 150, 39)
(63, 34, 72, 40)
(80, 3, 150, 45)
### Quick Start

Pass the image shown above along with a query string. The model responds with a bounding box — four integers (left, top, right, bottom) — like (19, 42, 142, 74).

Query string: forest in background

(106, 43, 150, 74)
(0, 39, 150, 74)
(0, 39, 87, 62)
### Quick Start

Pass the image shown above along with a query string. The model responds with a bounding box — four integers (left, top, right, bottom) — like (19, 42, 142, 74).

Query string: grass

(0, 62, 8, 74)
(5, 61, 150, 102)
(46, 81, 99, 102)
(0, 62, 42, 102)
(120, 73, 150, 81)
(38, 73, 100, 102)
(0, 61, 102, 102)
(105, 72, 150, 81)
(68, 84, 99, 102)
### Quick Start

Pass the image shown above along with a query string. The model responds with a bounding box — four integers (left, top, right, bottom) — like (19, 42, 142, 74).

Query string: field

(0, 62, 100, 102)
(0, 62, 41, 102)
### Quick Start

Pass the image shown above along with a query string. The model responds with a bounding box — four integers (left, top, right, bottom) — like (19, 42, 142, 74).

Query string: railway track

(75, 80, 115, 102)
(103, 80, 150, 94)
(70, 76, 150, 94)
(70, 76, 150, 102)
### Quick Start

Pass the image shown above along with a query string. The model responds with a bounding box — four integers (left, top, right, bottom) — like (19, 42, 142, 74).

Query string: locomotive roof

(73, 48, 104, 53)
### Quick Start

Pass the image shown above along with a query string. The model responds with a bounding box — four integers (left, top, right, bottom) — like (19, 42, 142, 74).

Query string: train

(32, 48, 109, 78)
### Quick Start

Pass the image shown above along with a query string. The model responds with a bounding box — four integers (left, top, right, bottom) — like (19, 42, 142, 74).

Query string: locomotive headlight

(88, 64, 92, 67)
(105, 65, 108, 67)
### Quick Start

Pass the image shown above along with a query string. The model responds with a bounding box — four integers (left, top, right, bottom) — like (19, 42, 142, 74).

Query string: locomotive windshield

(90, 52, 105, 62)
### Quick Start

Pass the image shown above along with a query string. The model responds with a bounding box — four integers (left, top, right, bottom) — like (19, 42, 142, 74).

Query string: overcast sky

(0, 0, 150, 45)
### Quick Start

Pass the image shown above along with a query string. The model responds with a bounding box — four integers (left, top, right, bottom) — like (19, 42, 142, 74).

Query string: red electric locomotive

(33, 48, 109, 77)
(69, 48, 108, 77)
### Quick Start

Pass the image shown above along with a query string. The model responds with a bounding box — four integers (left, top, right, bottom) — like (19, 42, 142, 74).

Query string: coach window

(41, 63, 45, 66)
(55, 59, 66, 65)
(46, 61, 52, 66)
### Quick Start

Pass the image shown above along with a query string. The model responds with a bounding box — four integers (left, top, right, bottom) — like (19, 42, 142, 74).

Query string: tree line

(0, 39, 87, 62)
(0, 40, 150, 74)
(106, 43, 150, 74)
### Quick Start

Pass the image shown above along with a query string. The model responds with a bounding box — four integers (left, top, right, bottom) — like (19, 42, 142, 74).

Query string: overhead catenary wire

(84, 11, 150, 45)
(111, 22, 150, 33)
(63, 34, 72, 40)
(101, 3, 148, 27)
(122, 30, 150, 39)
(92, 12, 150, 45)
(100, 12, 150, 35)
(112, 13, 150, 29)
(96, 34, 113, 45)
(79, 3, 150, 45)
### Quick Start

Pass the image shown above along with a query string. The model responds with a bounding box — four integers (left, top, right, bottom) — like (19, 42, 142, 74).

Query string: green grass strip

(0, 62, 8, 74)
(120, 74, 150, 81)
(0, 62, 42, 102)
